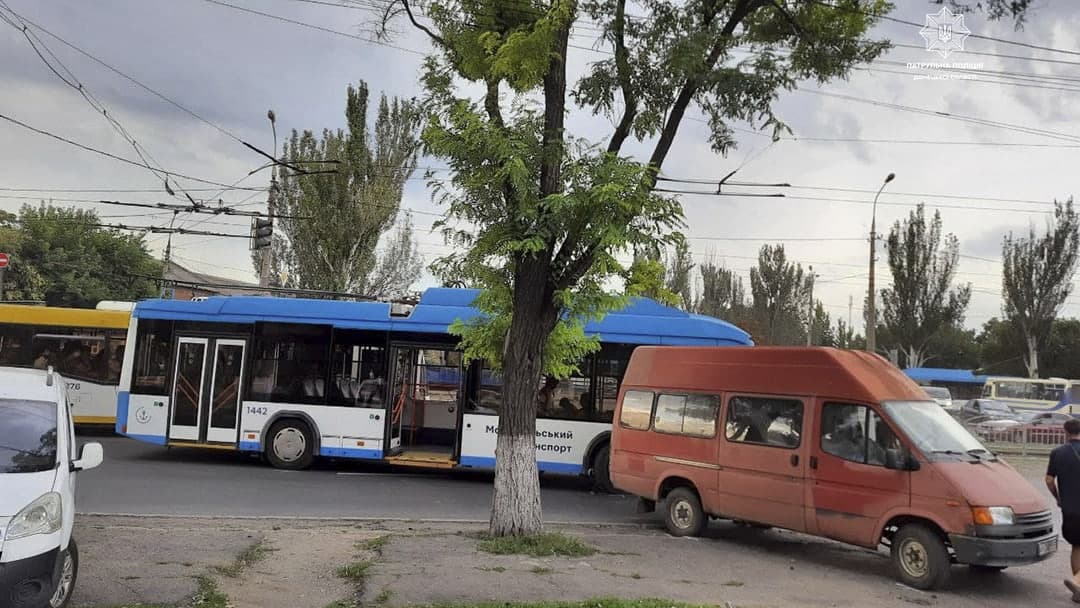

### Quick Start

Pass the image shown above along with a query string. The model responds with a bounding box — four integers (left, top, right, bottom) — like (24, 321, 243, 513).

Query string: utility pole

(848, 294, 853, 329)
(806, 265, 816, 347)
(260, 109, 278, 291)
(160, 211, 179, 299)
(259, 170, 276, 289)
(866, 172, 895, 354)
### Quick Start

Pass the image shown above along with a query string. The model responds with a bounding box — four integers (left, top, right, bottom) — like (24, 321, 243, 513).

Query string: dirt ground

(73, 513, 1078, 608)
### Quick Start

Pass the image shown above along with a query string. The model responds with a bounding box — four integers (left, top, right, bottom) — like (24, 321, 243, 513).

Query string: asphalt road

(74, 435, 641, 522)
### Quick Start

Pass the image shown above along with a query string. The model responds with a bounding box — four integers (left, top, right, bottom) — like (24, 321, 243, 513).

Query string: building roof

(903, 367, 988, 385)
(163, 260, 257, 297)
(132, 287, 753, 347)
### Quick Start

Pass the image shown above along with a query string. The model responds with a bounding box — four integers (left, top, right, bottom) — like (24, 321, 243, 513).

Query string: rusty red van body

(610, 346, 1057, 589)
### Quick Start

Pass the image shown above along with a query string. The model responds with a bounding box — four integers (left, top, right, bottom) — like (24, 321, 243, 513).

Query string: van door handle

(790, 454, 799, 467)
(809, 456, 818, 469)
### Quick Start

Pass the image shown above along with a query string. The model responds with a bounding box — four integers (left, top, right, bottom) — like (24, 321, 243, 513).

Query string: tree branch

(645, 0, 765, 186)
(398, 0, 446, 47)
(606, 0, 636, 154)
(555, 242, 599, 291)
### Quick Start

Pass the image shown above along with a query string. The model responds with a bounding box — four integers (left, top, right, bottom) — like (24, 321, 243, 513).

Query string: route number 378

(246, 406, 268, 416)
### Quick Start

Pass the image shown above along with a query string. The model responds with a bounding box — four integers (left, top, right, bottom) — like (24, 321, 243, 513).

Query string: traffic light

(251, 218, 273, 250)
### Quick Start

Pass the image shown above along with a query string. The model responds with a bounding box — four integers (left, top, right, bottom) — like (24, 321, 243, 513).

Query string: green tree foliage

(978, 316, 1080, 379)
(0, 204, 159, 307)
(260, 82, 424, 297)
(1002, 199, 1080, 378)
(696, 255, 747, 321)
(809, 301, 832, 346)
(748, 244, 811, 345)
(626, 240, 695, 310)
(832, 318, 864, 350)
(879, 204, 971, 368)
(384, 0, 889, 536)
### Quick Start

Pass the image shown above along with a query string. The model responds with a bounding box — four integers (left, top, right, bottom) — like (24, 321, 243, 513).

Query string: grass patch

(191, 576, 229, 608)
(357, 535, 391, 552)
(630, 573, 642, 580)
(476, 565, 507, 573)
(530, 566, 553, 575)
(477, 533, 596, 558)
(213, 539, 273, 578)
(336, 560, 373, 582)
(722, 580, 745, 587)
(375, 588, 394, 604)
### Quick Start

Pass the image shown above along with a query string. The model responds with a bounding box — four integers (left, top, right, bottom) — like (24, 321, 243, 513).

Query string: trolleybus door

(168, 336, 247, 444)
(168, 337, 208, 441)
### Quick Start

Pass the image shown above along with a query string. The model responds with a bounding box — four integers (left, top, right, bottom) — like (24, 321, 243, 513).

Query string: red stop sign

(0, 253, 8, 269)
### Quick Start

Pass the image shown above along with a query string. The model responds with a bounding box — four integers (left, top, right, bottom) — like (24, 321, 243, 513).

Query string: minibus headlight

(7, 492, 63, 540)
(972, 506, 1014, 526)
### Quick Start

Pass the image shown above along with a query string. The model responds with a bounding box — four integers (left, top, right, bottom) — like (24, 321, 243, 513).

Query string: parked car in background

(1025, 412, 1076, 427)
(0, 366, 104, 608)
(921, 386, 954, 411)
(960, 399, 1024, 423)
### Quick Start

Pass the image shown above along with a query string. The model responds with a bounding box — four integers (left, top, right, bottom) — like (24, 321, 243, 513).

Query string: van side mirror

(72, 442, 104, 472)
(885, 448, 920, 471)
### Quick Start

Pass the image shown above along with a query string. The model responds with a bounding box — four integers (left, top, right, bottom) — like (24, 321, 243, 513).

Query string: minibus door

(809, 402, 910, 546)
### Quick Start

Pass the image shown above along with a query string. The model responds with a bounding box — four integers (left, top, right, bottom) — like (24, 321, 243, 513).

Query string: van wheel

(592, 445, 613, 493)
(891, 524, 951, 590)
(265, 419, 315, 470)
(664, 487, 706, 537)
(49, 539, 78, 608)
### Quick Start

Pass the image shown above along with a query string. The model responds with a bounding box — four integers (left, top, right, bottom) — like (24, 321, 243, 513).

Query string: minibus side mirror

(885, 448, 920, 472)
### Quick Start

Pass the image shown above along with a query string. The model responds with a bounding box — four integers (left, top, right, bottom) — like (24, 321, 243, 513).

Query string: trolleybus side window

(328, 330, 387, 407)
(536, 355, 594, 421)
(248, 323, 331, 405)
(595, 344, 634, 423)
(132, 319, 173, 394)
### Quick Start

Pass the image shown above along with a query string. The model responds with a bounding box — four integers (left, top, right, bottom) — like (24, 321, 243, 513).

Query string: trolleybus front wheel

(265, 419, 315, 470)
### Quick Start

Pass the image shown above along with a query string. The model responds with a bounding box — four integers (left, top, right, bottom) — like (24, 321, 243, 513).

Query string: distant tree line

(649, 199, 1080, 379)
(0, 204, 160, 307)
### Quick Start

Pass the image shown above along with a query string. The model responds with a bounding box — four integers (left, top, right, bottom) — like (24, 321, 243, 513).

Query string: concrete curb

(77, 512, 655, 529)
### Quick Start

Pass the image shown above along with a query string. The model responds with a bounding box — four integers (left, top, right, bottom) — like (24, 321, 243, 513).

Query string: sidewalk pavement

(72, 515, 1071, 608)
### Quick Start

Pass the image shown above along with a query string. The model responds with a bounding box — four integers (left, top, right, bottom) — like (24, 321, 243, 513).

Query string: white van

(0, 366, 103, 608)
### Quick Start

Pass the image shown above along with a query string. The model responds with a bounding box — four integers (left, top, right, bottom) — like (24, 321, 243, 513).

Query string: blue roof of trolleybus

(903, 367, 988, 385)
(131, 287, 753, 346)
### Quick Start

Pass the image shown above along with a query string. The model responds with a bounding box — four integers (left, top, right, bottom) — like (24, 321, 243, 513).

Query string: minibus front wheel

(663, 487, 706, 537)
(891, 524, 951, 590)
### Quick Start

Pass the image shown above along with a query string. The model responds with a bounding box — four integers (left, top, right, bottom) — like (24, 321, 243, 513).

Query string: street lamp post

(865, 172, 895, 354)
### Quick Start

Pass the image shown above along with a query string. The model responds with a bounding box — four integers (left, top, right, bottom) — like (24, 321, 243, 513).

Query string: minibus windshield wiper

(967, 448, 997, 461)
(930, 449, 980, 461)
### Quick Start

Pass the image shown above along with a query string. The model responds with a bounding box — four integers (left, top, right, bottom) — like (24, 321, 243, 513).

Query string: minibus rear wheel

(891, 524, 951, 590)
(664, 487, 706, 537)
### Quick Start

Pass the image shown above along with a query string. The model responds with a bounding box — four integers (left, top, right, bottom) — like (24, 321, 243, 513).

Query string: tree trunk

(490, 260, 557, 537)
(1024, 333, 1039, 378)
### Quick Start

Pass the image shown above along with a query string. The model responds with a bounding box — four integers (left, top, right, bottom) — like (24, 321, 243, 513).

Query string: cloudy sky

(2, 0, 1079, 333)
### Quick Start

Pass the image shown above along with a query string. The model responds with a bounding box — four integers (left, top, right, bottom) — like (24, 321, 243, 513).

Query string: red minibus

(610, 346, 1057, 589)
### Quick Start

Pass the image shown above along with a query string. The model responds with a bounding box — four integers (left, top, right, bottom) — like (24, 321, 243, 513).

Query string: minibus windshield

(0, 398, 58, 473)
(883, 400, 990, 459)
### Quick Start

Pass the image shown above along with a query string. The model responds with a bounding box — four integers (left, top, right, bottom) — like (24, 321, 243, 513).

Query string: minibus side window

(724, 396, 803, 448)
(653, 393, 719, 438)
(821, 403, 901, 466)
(618, 390, 654, 430)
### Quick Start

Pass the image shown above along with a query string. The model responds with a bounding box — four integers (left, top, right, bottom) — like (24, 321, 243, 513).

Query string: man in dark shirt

(1047, 418, 1080, 601)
